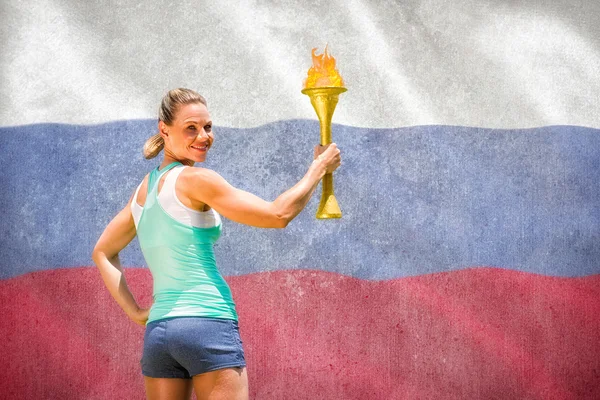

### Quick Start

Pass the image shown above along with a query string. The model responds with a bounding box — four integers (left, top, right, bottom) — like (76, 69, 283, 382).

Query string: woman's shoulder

(175, 166, 221, 211)
(177, 165, 230, 202)
(178, 165, 222, 183)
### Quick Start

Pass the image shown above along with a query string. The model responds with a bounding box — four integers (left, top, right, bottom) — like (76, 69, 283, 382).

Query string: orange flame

(303, 45, 345, 89)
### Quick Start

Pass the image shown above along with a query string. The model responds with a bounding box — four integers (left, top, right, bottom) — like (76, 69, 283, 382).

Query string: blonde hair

(143, 88, 208, 159)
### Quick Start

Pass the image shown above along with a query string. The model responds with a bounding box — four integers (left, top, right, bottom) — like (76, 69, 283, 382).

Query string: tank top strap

(147, 161, 183, 201)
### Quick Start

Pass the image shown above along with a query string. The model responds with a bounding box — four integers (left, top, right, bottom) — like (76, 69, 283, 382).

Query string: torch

(302, 45, 347, 219)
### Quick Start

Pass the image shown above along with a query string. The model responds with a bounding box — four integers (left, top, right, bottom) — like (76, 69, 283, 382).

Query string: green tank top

(136, 161, 238, 324)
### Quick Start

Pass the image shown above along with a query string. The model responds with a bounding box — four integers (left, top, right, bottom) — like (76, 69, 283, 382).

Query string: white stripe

(1, 0, 599, 128)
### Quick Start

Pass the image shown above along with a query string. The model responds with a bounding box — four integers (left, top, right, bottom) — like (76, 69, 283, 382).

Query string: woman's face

(159, 102, 214, 164)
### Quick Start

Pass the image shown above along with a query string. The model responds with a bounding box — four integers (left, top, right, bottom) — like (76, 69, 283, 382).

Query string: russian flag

(1, 2, 599, 399)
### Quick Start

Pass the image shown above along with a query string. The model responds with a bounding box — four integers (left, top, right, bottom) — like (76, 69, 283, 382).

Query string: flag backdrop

(1, 1, 599, 399)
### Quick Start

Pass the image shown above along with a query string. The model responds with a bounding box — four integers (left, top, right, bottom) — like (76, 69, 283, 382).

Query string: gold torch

(302, 45, 347, 219)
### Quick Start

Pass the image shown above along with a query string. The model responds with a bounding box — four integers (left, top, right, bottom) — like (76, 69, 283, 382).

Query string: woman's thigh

(144, 376, 193, 400)
(192, 366, 248, 400)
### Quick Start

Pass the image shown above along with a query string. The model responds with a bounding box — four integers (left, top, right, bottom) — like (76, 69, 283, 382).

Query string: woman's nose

(198, 129, 210, 139)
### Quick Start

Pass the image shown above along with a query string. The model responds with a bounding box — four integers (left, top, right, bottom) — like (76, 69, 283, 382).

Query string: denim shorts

(140, 316, 246, 379)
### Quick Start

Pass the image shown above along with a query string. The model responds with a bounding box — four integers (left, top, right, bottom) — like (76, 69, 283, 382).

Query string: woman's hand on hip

(129, 306, 150, 327)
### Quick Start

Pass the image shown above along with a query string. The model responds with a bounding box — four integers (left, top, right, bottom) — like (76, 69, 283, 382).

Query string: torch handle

(316, 133, 341, 218)
(320, 128, 335, 201)
(322, 172, 333, 195)
(320, 121, 334, 202)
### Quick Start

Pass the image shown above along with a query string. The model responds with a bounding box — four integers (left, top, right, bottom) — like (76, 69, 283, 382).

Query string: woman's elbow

(91, 248, 103, 264)
(272, 210, 290, 229)
(91, 246, 111, 264)
(277, 216, 290, 228)
(270, 203, 290, 228)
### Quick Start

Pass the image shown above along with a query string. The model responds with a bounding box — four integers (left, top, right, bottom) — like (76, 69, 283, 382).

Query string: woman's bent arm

(91, 193, 147, 325)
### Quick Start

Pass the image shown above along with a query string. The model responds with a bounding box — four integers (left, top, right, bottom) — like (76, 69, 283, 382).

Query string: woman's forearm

(273, 159, 327, 223)
(93, 252, 140, 318)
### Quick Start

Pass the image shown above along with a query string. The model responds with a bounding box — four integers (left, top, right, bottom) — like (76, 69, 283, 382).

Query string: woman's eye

(205, 125, 212, 131)
(187, 126, 196, 130)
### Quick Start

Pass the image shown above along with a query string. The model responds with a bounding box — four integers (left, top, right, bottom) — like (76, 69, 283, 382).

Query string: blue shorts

(140, 316, 246, 379)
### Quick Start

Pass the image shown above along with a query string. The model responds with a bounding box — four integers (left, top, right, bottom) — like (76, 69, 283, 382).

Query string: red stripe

(1, 267, 598, 399)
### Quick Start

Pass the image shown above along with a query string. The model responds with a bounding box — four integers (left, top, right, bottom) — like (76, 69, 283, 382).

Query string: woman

(91, 88, 341, 400)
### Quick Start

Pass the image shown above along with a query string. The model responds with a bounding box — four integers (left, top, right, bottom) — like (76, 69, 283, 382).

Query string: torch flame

(303, 44, 345, 89)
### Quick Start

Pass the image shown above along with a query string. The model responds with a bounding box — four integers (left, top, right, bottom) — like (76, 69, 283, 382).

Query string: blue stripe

(1, 121, 598, 279)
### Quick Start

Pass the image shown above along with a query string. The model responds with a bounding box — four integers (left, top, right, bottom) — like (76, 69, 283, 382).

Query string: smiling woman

(91, 88, 341, 399)
(143, 88, 213, 162)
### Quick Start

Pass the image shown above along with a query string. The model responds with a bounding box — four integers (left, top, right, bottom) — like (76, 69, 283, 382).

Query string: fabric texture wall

(1, 1, 599, 399)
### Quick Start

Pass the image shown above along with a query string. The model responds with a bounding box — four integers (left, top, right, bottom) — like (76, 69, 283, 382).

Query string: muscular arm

(184, 159, 327, 228)
(91, 191, 144, 322)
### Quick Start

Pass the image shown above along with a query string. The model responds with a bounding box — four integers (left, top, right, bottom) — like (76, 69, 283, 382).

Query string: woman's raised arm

(184, 143, 341, 229)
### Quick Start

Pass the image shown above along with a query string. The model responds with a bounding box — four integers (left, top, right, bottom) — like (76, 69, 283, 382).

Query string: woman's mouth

(191, 144, 208, 152)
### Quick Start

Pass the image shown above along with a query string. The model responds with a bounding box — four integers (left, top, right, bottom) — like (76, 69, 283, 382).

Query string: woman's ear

(158, 120, 169, 137)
